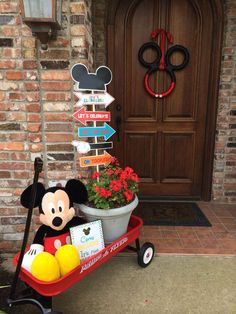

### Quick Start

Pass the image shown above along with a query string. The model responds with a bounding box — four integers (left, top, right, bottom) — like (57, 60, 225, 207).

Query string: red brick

(41, 71, 70, 81)
(14, 171, 30, 179)
(0, 92, 5, 101)
(21, 26, 32, 36)
(0, 2, 18, 13)
(8, 133, 26, 141)
(0, 113, 6, 121)
(41, 82, 71, 91)
(45, 123, 73, 132)
(0, 241, 13, 250)
(43, 92, 71, 101)
(27, 113, 41, 123)
(0, 143, 24, 151)
(0, 25, 19, 37)
(26, 103, 41, 112)
(40, 49, 70, 59)
(2, 48, 21, 58)
(24, 82, 39, 91)
(11, 152, 29, 161)
(6, 71, 23, 80)
(45, 133, 73, 142)
(23, 61, 37, 69)
(7, 112, 26, 121)
(48, 38, 70, 47)
(29, 143, 43, 152)
(9, 92, 25, 101)
(45, 113, 72, 122)
(26, 92, 40, 102)
(24, 71, 38, 80)
(0, 153, 9, 160)
(29, 133, 42, 143)
(0, 60, 15, 69)
(27, 123, 41, 133)
(0, 162, 26, 170)
(0, 171, 11, 178)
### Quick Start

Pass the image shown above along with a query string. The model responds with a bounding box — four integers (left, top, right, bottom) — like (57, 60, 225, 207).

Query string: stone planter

(78, 195, 139, 244)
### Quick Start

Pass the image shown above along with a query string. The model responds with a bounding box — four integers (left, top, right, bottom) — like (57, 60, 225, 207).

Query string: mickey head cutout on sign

(71, 63, 112, 92)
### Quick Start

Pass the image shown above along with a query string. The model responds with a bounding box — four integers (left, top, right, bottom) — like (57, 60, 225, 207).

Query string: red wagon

(7, 158, 154, 314)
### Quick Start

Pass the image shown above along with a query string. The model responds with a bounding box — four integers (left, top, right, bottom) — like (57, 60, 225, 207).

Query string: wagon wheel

(137, 242, 155, 268)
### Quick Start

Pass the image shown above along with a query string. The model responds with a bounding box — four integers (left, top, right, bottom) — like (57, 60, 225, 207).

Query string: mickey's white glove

(72, 140, 90, 154)
(22, 244, 44, 273)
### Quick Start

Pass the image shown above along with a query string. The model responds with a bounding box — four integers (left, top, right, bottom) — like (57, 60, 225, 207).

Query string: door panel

(125, 132, 156, 182)
(108, 0, 218, 199)
(161, 132, 195, 183)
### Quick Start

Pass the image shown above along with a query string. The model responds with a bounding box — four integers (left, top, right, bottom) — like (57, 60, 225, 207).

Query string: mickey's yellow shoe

(55, 244, 80, 276)
(31, 252, 60, 282)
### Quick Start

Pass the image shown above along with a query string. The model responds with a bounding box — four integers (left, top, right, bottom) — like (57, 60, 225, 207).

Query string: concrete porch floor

(1, 255, 236, 314)
(140, 202, 236, 255)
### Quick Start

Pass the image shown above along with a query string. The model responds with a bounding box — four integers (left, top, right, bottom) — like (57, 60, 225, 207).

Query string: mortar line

(36, 40, 48, 186)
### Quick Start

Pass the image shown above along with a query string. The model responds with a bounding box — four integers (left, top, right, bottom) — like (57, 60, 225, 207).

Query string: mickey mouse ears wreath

(71, 63, 112, 92)
(138, 28, 190, 98)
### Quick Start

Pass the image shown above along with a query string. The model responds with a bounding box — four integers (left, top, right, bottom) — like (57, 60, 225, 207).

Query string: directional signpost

(71, 63, 116, 172)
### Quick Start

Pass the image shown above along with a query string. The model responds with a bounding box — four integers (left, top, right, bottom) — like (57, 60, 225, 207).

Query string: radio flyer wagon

(7, 158, 155, 314)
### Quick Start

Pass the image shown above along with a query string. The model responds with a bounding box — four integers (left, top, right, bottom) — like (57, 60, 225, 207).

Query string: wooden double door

(107, 0, 223, 200)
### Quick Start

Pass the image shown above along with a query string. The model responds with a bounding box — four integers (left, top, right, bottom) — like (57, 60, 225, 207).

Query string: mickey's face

(40, 190, 75, 231)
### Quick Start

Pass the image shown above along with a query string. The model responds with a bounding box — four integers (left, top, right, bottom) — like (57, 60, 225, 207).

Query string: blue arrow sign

(78, 123, 116, 141)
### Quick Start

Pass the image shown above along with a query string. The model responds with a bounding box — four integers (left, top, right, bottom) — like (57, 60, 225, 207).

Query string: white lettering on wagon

(80, 253, 102, 273)
(110, 237, 128, 252)
(80, 237, 129, 274)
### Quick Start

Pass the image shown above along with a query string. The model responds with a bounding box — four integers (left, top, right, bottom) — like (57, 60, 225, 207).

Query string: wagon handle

(9, 158, 43, 299)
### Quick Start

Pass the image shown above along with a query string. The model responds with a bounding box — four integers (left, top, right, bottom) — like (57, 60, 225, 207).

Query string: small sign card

(70, 220, 105, 260)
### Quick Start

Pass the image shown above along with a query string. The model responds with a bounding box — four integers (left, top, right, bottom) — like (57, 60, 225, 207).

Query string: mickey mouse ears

(71, 63, 112, 91)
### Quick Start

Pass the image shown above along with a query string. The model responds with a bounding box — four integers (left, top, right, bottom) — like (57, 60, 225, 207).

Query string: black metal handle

(116, 116, 122, 142)
(9, 158, 43, 300)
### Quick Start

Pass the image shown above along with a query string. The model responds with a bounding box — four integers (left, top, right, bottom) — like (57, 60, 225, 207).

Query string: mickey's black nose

(52, 217, 63, 227)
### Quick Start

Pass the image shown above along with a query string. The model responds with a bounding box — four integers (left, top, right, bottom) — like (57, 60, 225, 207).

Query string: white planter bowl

(78, 195, 139, 244)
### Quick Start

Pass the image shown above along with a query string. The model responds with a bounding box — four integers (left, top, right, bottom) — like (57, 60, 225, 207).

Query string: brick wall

(212, 0, 236, 203)
(0, 0, 93, 251)
(92, 0, 236, 204)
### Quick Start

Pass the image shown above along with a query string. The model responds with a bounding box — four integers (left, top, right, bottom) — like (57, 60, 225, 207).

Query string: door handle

(116, 116, 122, 142)
(116, 104, 121, 111)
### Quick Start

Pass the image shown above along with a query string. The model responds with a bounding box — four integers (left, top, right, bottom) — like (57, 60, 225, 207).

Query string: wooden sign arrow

(80, 151, 113, 167)
(74, 92, 115, 108)
(73, 107, 111, 126)
(78, 123, 116, 141)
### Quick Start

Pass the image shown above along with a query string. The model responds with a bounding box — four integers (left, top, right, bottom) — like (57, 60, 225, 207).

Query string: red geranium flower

(123, 190, 133, 202)
(109, 180, 123, 192)
(131, 173, 139, 183)
(91, 171, 100, 179)
(115, 168, 122, 176)
(106, 168, 114, 176)
(83, 157, 139, 209)
(98, 188, 111, 198)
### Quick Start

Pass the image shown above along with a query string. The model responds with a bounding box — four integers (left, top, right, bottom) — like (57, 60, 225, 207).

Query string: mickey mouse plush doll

(21, 179, 88, 272)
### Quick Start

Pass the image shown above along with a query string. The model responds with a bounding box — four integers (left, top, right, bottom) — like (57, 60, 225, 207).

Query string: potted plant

(78, 157, 139, 243)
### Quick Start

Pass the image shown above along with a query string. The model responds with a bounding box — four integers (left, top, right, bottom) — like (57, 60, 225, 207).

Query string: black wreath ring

(138, 42, 190, 98)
